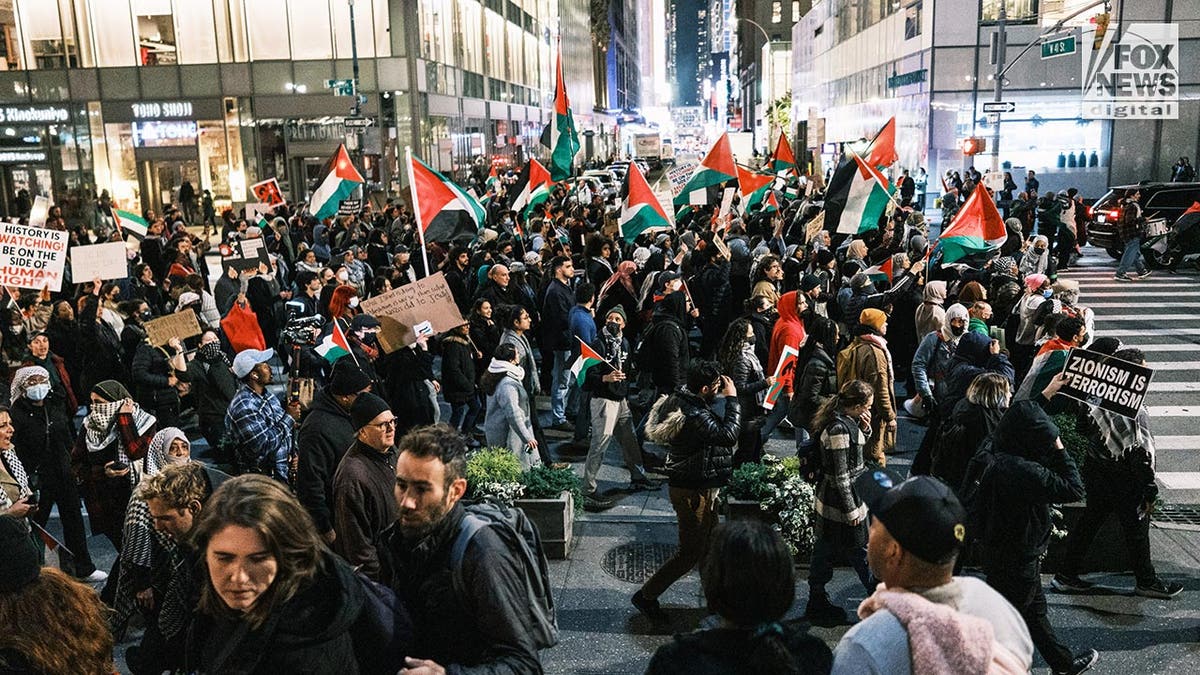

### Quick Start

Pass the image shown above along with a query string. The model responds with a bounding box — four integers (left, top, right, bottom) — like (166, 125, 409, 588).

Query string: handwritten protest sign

(359, 272, 465, 352)
(1059, 348, 1154, 419)
(668, 162, 698, 196)
(250, 177, 286, 206)
(763, 344, 799, 410)
(143, 310, 202, 347)
(0, 222, 67, 291)
(70, 242, 127, 281)
(222, 237, 270, 272)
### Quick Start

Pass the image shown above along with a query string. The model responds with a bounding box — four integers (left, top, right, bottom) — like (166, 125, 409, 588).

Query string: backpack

(350, 571, 414, 675)
(449, 502, 559, 649)
(958, 442, 998, 544)
(928, 417, 970, 488)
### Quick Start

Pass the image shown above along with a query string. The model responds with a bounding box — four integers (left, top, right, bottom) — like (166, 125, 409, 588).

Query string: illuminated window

(772, 2, 782, 23)
(134, 0, 176, 65)
(792, 1, 801, 22)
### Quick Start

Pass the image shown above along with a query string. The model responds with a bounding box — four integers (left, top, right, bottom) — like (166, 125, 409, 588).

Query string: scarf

(599, 261, 636, 302)
(0, 448, 31, 511)
(197, 342, 231, 367)
(861, 332, 895, 391)
(741, 343, 767, 405)
(85, 389, 157, 453)
(1092, 405, 1156, 463)
(487, 358, 526, 384)
(9, 365, 48, 403)
(141, 427, 190, 484)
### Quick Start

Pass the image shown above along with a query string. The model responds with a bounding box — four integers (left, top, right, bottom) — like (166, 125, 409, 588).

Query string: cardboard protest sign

(143, 310, 202, 347)
(359, 272, 465, 352)
(250, 177, 286, 206)
(70, 241, 128, 282)
(246, 202, 272, 223)
(1059, 348, 1154, 419)
(763, 344, 799, 410)
(28, 196, 50, 228)
(668, 162, 699, 196)
(0, 222, 67, 291)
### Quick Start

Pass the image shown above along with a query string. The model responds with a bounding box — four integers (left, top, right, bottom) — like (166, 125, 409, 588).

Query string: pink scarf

(858, 585, 1026, 674)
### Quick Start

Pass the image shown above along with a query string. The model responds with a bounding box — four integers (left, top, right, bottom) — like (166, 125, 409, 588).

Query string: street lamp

(733, 17, 774, 147)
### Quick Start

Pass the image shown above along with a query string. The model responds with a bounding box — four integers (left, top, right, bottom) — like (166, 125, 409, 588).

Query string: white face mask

(25, 383, 51, 401)
(349, 296, 360, 308)
(164, 454, 189, 466)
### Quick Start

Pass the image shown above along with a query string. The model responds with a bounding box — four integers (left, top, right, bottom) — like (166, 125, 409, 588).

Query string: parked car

(1087, 182, 1200, 257)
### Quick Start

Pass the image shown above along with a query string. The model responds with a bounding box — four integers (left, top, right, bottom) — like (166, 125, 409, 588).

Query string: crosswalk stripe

(1149, 406, 1200, 417)
(1100, 328, 1198, 336)
(1097, 315, 1197, 321)
(1156, 436, 1200, 450)
(1129, 344, 1200, 352)
(1088, 303, 1200, 308)
(1082, 284, 1197, 290)
(1157, 472, 1200, 490)
(1083, 292, 1200, 297)
(1148, 382, 1200, 392)
(1148, 362, 1200, 370)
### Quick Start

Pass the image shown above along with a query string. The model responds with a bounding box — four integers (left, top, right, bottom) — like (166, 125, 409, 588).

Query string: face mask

(1042, 289, 1053, 298)
(950, 324, 966, 337)
(140, 310, 153, 321)
(349, 296, 360, 308)
(605, 321, 621, 334)
(164, 454, 189, 466)
(337, 272, 349, 282)
(25, 383, 50, 401)
(1035, 247, 1046, 254)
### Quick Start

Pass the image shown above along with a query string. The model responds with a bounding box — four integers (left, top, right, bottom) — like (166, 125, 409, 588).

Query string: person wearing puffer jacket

(633, 361, 741, 624)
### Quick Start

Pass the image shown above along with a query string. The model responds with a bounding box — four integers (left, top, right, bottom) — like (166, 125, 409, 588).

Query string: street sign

(343, 116, 373, 128)
(986, 113, 1001, 124)
(324, 79, 356, 97)
(982, 101, 1016, 113)
(1041, 34, 1077, 59)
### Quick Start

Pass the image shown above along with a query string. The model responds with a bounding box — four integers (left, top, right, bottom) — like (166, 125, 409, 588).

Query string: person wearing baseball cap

(225, 348, 299, 481)
(830, 469, 1034, 674)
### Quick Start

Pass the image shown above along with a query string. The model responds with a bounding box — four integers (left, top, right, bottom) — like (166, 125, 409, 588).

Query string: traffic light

(960, 137, 987, 156)
(1092, 13, 1110, 50)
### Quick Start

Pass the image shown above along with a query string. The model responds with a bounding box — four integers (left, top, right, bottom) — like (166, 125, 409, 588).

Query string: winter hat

(329, 359, 372, 396)
(632, 247, 651, 269)
(604, 306, 627, 323)
(992, 256, 1016, 274)
(1023, 274, 1048, 293)
(523, 252, 541, 266)
(860, 308, 888, 332)
(851, 272, 874, 291)
(815, 249, 837, 268)
(0, 515, 40, 593)
(177, 292, 201, 307)
(800, 274, 822, 292)
(945, 303, 970, 324)
(350, 392, 391, 430)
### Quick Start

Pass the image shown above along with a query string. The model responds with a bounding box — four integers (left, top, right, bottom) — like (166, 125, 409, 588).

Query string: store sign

(1083, 23, 1178, 119)
(132, 120, 199, 147)
(0, 150, 47, 163)
(0, 105, 70, 124)
(887, 69, 927, 89)
(287, 122, 347, 144)
(130, 101, 194, 119)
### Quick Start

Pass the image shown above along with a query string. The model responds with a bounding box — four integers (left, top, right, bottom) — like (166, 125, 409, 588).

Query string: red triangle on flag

(409, 156, 463, 232)
(701, 133, 737, 178)
(624, 162, 669, 221)
(578, 339, 606, 363)
(941, 186, 1007, 244)
(332, 144, 365, 183)
(736, 164, 774, 199)
(864, 117, 898, 169)
(772, 134, 796, 168)
(554, 49, 570, 116)
(1184, 201, 1200, 216)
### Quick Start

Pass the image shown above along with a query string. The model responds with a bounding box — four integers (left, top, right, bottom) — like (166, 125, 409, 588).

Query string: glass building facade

(0, 0, 558, 217)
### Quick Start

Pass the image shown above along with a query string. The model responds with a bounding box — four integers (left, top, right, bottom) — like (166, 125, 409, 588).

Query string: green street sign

(1041, 35, 1077, 59)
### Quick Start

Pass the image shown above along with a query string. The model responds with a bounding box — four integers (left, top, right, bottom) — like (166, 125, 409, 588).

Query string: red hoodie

(769, 291, 807, 394)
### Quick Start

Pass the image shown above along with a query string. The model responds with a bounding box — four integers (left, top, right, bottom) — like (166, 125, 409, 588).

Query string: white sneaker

(79, 570, 108, 583)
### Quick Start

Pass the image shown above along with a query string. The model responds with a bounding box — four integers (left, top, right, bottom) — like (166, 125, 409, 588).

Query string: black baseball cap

(855, 468, 967, 564)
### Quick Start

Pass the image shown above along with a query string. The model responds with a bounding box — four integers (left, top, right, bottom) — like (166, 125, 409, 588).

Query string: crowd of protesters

(0, 155, 1184, 675)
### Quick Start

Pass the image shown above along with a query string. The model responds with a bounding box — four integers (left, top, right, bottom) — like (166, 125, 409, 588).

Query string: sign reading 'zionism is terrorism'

(1058, 348, 1154, 419)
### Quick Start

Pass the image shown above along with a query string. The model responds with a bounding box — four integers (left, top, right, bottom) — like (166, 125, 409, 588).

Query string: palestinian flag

(544, 47, 580, 181)
(618, 161, 671, 243)
(865, 256, 894, 284)
(485, 166, 499, 193)
(736, 164, 773, 210)
(510, 159, 553, 218)
(406, 149, 486, 243)
(770, 133, 798, 177)
(315, 320, 352, 364)
(830, 154, 891, 235)
(114, 209, 148, 240)
(864, 116, 898, 169)
(569, 338, 609, 386)
(309, 144, 364, 221)
(673, 133, 737, 206)
(938, 186, 1007, 264)
(759, 191, 780, 213)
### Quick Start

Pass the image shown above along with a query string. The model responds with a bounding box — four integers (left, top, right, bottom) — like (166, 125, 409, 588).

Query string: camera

(281, 313, 325, 346)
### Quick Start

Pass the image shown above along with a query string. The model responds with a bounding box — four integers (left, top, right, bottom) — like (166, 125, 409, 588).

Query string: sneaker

(804, 594, 850, 626)
(1136, 269, 1153, 279)
(631, 590, 670, 624)
(630, 477, 663, 491)
(1135, 579, 1184, 599)
(1052, 573, 1095, 593)
(547, 421, 574, 433)
(1113, 274, 1135, 282)
(78, 569, 108, 583)
(1053, 649, 1099, 675)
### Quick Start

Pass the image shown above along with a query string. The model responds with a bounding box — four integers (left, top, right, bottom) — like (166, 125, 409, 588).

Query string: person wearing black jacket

(379, 425, 542, 674)
(184, 332, 238, 458)
(976, 374, 1097, 675)
(581, 307, 658, 507)
(296, 359, 372, 544)
(634, 361, 741, 624)
(131, 336, 190, 430)
(717, 318, 775, 466)
(642, 290, 691, 398)
(439, 323, 480, 440)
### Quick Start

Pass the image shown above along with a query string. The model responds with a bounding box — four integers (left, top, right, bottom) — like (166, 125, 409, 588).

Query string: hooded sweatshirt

(914, 281, 948, 338)
(769, 291, 807, 394)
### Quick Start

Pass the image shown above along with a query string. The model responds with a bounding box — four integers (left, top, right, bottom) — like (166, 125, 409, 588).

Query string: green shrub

(1051, 412, 1088, 471)
(722, 455, 815, 556)
(466, 447, 524, 505)
(522, 465, 583, 515)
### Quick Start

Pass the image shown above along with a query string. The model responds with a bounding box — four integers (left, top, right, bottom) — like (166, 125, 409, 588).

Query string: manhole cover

(1153, 504, 1200, 526)
(601, 542, 678, 584)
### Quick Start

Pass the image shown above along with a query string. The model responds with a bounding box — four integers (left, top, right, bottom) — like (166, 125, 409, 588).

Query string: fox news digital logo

(1082, 23, 1178, 120)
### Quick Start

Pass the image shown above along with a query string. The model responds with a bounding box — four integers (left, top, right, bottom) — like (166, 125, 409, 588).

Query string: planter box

(515, 491, 574, 560)
(725, 497, 773, 523)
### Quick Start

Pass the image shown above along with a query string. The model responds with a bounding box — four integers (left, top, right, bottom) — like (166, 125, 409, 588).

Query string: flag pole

(405, 146, 432, 278)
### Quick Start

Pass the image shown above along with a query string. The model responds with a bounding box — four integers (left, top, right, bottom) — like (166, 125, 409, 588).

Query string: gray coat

(483, 374, 537, 469)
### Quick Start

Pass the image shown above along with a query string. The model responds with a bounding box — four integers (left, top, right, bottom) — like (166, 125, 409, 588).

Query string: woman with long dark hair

(716, 318, 775, 465)
(789, 316, 840, 463)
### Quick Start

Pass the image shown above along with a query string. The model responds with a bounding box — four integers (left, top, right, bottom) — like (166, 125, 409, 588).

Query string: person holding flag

(577, 307, 661, 511)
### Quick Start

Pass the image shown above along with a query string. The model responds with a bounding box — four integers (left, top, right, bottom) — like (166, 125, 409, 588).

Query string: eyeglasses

(371, 419, 398, 430)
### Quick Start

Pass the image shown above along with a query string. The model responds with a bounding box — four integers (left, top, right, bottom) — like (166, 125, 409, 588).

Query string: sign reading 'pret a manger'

(1058, 348, 1154, 419)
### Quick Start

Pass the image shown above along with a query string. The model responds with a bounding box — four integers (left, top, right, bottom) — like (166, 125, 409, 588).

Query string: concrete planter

(515, 490, 573, 560)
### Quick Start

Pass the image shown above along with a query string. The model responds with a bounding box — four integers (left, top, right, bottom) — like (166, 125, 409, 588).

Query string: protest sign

(668, 162, 699, 196)
(246, 202, 272, 222)
(0, 222, 67, 291)
(338, 198, 362, 215)
(221, 237, 270, 273)
(250, 177, 286, 206)
(718, 186, 736, 220)
(143, 310, 202, 347)
(763, 344, 800, 410)
(70, 241, 128, 281)
(28, 196, 50, 228)
(1059, 348, 1154, 419)
(359, 272, 465, 352)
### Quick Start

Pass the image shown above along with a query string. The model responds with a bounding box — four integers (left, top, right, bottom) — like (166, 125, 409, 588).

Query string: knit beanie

(329, 359, 372, 396)
(350, 392, 391, 430)
(860, 308, 888, 332)
(800, 274, 822, 292)
(605, 306, 627, 323)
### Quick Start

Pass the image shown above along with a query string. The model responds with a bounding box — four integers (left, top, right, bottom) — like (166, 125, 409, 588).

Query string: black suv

(1088, 182, 1200, 257)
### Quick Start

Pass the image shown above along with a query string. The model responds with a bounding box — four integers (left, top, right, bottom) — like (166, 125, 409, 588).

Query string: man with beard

(379, 424, 542, 673)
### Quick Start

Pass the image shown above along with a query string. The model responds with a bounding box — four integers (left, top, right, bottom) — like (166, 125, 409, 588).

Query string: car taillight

(1109, 210, 1120, 220)
(1086, 206, 1093, 218)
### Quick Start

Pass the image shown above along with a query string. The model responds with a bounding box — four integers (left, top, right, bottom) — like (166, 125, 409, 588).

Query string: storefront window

(16, 0, 79, 68)
(289, 0, 333, 60)
(223, 96, 246, 202)
(461, 0, 483, 73)
(90, 0, 136, 67)
(419, 0, 453, 65)
(134, 0, 175, 65)
(175, 0, 218, 64)
(103, 122, 139, 207)
(245, 0, 289, 60)
(0, 1, 24, 70)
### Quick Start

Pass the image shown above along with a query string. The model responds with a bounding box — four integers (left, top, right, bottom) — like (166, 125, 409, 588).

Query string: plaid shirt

(225, 385, 294, 480)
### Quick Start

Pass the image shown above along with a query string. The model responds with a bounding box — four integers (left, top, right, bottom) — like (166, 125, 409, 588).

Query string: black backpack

(958, 441, 999, 544)
(449, 502, 559, 649)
